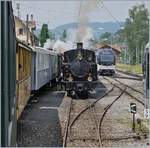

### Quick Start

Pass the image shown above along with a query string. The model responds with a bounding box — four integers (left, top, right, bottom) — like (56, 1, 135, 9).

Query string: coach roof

(33, 47, 57, 55)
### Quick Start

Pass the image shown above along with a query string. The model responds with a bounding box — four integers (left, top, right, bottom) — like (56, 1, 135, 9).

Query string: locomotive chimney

(77, 42, 83, 49)
(31, 14, 34, 21)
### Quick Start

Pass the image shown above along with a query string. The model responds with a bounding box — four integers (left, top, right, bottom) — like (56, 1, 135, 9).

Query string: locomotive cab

(62, 43, 98, 98)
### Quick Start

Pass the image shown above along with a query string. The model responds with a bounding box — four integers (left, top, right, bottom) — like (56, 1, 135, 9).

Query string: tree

(49, 31, 53, 40)
(61, 29, 67, 41)
(123, 4, 149, 65)
(40, 24, 49, 47)
(49, 31, 55, 40)
(52, 33, 55, 40)
(114, 29, 125, 45)
(99, 32, 112, 44)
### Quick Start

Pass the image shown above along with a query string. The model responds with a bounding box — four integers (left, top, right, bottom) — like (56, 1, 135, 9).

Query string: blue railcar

(97, 48, 116, 75)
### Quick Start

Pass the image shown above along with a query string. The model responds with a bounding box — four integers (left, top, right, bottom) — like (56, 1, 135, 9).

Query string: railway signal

(130, 103, 137, 114)
(130, 103, 137, 132)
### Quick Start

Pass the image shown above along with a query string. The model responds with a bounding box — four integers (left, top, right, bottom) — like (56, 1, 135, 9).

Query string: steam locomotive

(62, 43, 98, 98)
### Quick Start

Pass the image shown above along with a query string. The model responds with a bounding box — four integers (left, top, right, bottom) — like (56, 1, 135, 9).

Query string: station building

(14, 15, 39, 46)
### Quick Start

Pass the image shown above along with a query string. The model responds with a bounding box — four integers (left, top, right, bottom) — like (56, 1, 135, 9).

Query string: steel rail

(103, 77, 144, 106)
(88, 101, 102, 147)
(98, 89, 126, 146)
(113, 75, 142, 81)
(63, 98, 73, 147)
(112, 77, 144, 95)
(63, 86, 114, 147)
(69, 86, 115, 129)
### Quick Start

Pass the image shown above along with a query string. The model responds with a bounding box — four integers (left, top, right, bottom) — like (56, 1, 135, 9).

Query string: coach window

(41, 54, 44, 69)
(38, 54, 42, 70)
(45, 55, 49, 69)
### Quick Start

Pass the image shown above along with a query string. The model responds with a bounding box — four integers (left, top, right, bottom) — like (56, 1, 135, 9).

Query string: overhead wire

(13, 0, 125, 29)
(77, 0, 83, 30)
(99, 0, 123, 28)
(78, 0, 83, 19)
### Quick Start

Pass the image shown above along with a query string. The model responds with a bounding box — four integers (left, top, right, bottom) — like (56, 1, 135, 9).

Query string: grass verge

(116, 63, 142, 75)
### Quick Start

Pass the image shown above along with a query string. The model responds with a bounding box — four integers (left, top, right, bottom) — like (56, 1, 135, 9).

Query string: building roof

(95, 43, 121, 53)
(16, 38, 34, 51)
(28, 20, 36, 29)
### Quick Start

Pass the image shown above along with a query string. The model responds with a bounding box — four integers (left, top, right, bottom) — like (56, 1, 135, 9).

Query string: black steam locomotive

(62, 43, 98, 98)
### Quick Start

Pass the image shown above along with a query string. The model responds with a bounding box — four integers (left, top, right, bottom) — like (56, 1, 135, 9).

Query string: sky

(12, 0, 150, 29)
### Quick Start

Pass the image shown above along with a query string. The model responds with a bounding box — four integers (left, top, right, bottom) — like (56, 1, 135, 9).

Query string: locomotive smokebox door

(77, 42, 83, 49)
(130, 103, 137, 114)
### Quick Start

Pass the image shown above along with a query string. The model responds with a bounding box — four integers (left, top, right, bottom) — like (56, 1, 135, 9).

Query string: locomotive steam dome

(70, 59, 90, 78)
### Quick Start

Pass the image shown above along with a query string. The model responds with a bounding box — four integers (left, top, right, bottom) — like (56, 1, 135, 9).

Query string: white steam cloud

(76, 0, 99, 42)
(46, 0, 99, 53)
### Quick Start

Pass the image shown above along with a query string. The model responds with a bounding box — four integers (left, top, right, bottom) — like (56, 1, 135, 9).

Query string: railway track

(103, 76, 144, 106)
(112, 77, 144, 95)
(113, 76, 142, 81)
(116, 70, 143, 80)
(63, 87, 114, 147)
(113, 74, 142, 81)
(99, 76, 147, 146)
(63, 85, 129, 147)
(98, 89, 125, 146)
(62, 75, 145, 147)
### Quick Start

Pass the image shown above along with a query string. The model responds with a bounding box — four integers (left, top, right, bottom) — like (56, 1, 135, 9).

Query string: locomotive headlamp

(88, 74, 93, 82)
(88, 55, 92, 61)
(77, 52, 83, 60)
(65, 64, 69, 68)
(68, 74, 73, 82)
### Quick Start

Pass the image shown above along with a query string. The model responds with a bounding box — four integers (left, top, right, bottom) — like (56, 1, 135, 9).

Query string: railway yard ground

(17, 72, 149, 147)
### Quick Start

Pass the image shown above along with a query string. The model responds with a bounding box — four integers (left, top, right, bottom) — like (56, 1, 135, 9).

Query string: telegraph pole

(26, 14, 29, 43)
(16, 3, 20, 18)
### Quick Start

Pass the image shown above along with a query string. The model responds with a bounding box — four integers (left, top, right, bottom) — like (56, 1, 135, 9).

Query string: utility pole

(136, 42, 138, 64)
(148, 14, 150, 146)
(16, 3, 20, 18)
(26, 14, 29, 43)
(124, 46, 127, 64)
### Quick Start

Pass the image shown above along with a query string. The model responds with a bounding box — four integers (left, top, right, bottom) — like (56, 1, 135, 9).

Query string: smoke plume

(76, 0, 99, 42)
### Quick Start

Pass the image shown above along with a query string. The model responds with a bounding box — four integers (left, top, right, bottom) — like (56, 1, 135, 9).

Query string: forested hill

(34, 21, 124, 40)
